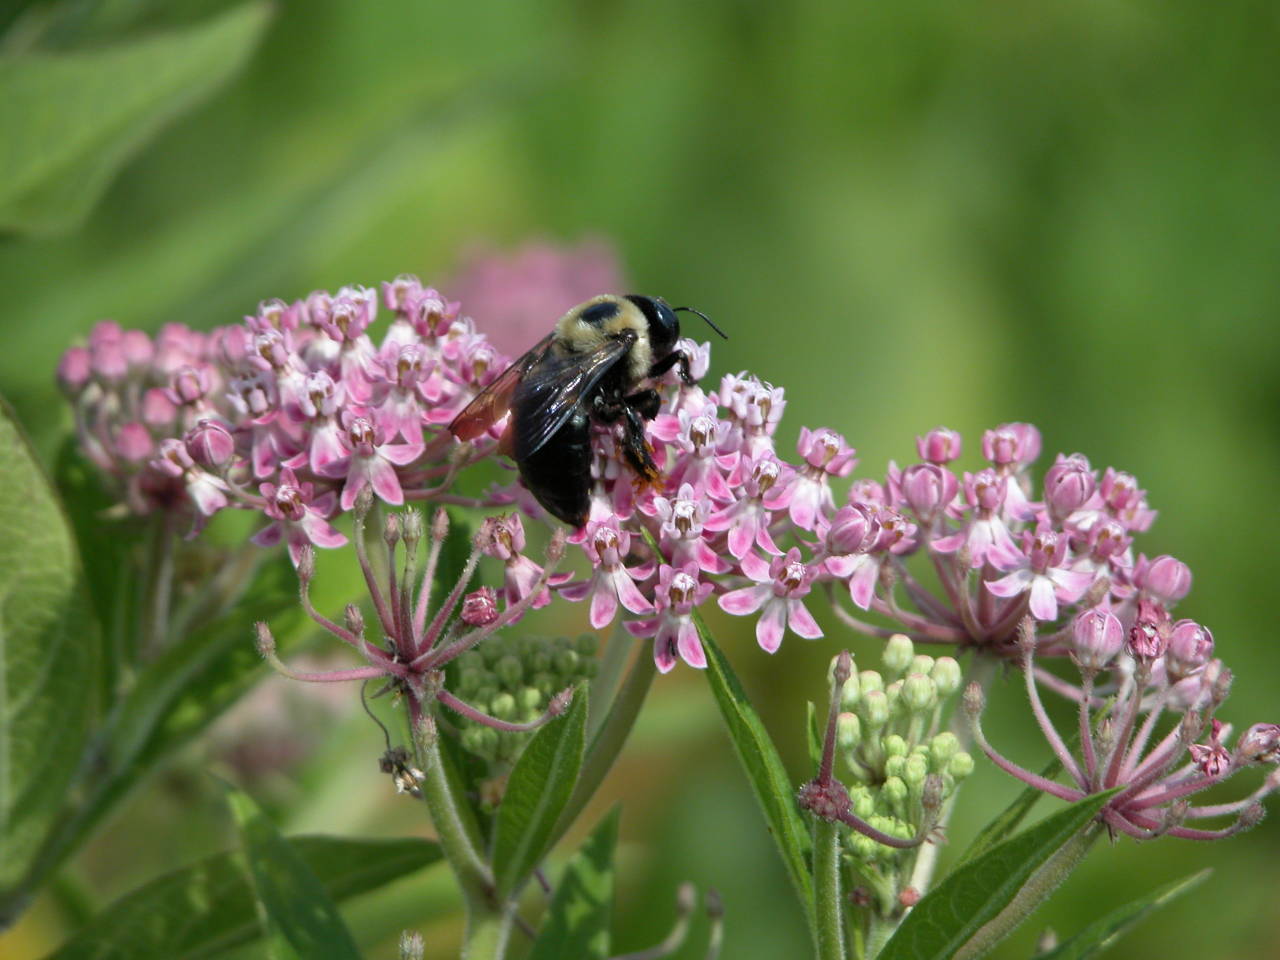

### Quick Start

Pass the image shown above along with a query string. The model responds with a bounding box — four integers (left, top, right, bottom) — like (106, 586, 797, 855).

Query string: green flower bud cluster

(835, 635, 972, 865)
(450, 633, 598, 765)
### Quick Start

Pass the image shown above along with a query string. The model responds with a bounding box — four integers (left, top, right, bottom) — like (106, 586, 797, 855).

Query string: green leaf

(0, 398, 100, 910)
(226, 785, 362, 960)
(529, 806, 619, 960)
(1034, 870, 1210, 960)
(806, 700, 824, 771)
(47, 835, 440, 960)
(0, 2, 272, 234)
(491, 686, 588, 897)
(880, 790, 1116, 960)
(957, 753, 1063, 866)
(696, 615, 815, 932)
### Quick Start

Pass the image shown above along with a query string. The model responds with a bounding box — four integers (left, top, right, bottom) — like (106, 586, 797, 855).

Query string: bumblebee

(449, 294, 724, 527)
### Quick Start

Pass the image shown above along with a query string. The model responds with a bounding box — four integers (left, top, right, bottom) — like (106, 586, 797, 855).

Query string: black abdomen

(518, 410, 593, 526)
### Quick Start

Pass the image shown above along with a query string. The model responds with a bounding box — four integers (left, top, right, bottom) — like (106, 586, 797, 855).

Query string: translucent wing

(449, 334, 554, 442)
(512, 336, 632, 459)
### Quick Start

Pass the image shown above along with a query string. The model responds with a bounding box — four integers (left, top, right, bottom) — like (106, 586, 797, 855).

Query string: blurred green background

(3, 0, 1278, 957)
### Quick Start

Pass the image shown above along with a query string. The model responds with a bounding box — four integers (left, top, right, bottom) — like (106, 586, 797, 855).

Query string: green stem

(815, 820, 846, 960)
(462, 902, 516, 960)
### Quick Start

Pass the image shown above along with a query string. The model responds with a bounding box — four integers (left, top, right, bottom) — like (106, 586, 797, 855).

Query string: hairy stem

(815, 820, 847, 960)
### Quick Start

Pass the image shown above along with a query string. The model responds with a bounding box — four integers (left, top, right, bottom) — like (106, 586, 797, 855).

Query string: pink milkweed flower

(932, 469, 1023, 570)
(917, 426, 962, 465)
(1071, 607, 1125, 672)
(558, 519, 653, 628)
(1135, 554, 1192, 607)
(661, 404, 736, 501)
(1166, 619, 1214, 681)
(319, 413, 422, 510)
(719, 548, 823, 654)
(893, 462, 959, 526)
(252, 468, 347, 566)
(1189, 720, 1232, 778)
(477, 513, 552, 609)
(625, 563, 714, 673)
(650, 483, 727, 574)
(985, 526, 1094, 621)
(1044, 453, 1097, 523)
(815, 504, 880, 578)
(785, 427, 857, 530)
(150, 438, 230, 520)
(368, 343, 432, 445)
(705, 453, 790, 558)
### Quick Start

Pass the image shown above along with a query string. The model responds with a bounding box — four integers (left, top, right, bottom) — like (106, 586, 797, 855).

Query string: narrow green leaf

(47, 835, 440, 960)
(1035, 870, 1210, 960)
(529, 806, 619, 960)
(491, 687, 589, 897)
(806, 700, 824, 771)
(696, 615, 815, 931)
(957, 753, 1063, 866)
(0, 2, 272, 234)
(880, 790, 1116, 960)
(0, 398, 100, 911)
(226, 786, 361, 960)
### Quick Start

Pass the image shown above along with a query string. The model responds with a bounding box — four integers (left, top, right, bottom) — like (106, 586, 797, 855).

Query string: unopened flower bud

(431, 507, 449, 543)
(495, 654, 523, 688)
(859, 689, 890, 729)
(883, 634, 914, 675)
(884, 755, 906, 780)
(184, 419, 235, 470)
(909, 654, 935, 677)
(884, 680, 903, 713)
(254, 621, 275, 656)
(826, 504, 877, 555)
(1237, 723, 1280, 764)
(1043, 454, 1096, 520)
(840, 668, 862, 708)
(344, 603, 365, 636)
(949, 751, 975, 779)
(837, 712, 861, 749)
(883, 734, 908, 758)
(461, 587, 499, 627)
(962, 682, 985, 718)
(902, 673, 937, 713)
(882, 776, 908, 806)
(916, 427, 962, 465)
(903, 754, 929, 790)
(830, 650, 853, 688)
(399, 930, 425, 960)
(900, 463, 958, 522)
(490, 692, 516, 720)
(1141, 555, 1192, 605)
(383, 512, 402, 545)
(929, 732, 960, 767)
(296, 544, 316, 583)
(931, 657, 962, 698)
(859, 670, 884, 696)
(519, 686, 543, 712)
(1072, 608, 1124, 671)
(1167, 619, 1214, 680)
(401, 510, 423, 550)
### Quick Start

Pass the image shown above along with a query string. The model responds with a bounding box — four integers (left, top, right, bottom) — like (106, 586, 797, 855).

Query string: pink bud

(900, 463, 957, 522)
(57, 347, 92, 395)
(1127, 617, 1165, 661)
(916, 427, 962, 464)
(115, 422, 154, 463)
(460, 587, 499, 627)
(1072, 608, 1124, 670)
(1141, 555, 1192, 605)
(1237, 723, 1280, 764)
(142, 387, 178, 428)
(185, 419, 235, 470)
(1044, 454, 1095, 519)
(826, 504, 878, 555)
(1166, 619, 1213, 680)
(169, 365, 210, 405)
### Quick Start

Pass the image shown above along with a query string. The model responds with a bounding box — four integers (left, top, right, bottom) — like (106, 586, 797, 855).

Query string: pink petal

(756, 599, 787, 653)
(369, 458, 404, 505)
(677, 620, 706, 669)
(300, 515, 348, 549)
(625, 617, 658, 638)
(985, 569, 1031, 599)
(1050, 568, 1095, 602)
(787, 599, 823, 639)
(848, 558, 879, 610)
(653, 628, 678, 673)
(727, 516, 755, 558)
(381, 441, 423, 467)
(558, 579, 592, 603)
(614, 573, 654, 615)
(339, 468, 368, 511)
(251, 521, 283, 548)
(1028, 576, 1059, 621)
(589, 582, 619, 629)
(718, 584, 770, 616)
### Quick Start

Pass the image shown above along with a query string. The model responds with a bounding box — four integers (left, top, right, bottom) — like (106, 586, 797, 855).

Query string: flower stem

(814, 819, 847, 960)
(462, 904, 516, 960)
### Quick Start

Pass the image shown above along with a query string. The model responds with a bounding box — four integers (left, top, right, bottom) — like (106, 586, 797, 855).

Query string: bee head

(625, 295, 681, 356)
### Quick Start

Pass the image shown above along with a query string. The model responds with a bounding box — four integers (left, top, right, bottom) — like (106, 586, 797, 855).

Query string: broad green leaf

(957, 753, 1063, 866)
(1035, 870, 1210, 960)
(226, 786, 361, 960)
(880, 790, 1116, 960)
(491, 687, 588, 897)
(696, 615, 815, 932)
(0, 398, 100, 912)
(47, 835, 440, 960)
(0, 2, 272, 234)
(529, 806, 619, 960)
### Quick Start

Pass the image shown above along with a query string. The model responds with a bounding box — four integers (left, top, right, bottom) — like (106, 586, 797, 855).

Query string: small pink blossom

(558, 519, 653, 628)
(252, 468, 347, 566)
(718, 548, 823, 653)
(985, 527, 1094, 621)
(625, 563, 713, 673)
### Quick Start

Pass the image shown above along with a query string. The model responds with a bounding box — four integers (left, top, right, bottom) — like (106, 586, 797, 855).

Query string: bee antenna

(674, 306, 727, 340)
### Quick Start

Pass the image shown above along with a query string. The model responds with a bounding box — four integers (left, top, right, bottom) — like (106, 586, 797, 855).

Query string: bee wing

(449, 335, 554, 442)
(513, 337, 632, 459)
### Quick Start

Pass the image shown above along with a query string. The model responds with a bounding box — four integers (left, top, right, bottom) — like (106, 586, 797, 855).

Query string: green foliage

(46, 834, 440, 959)
(529, 806, 619, 960)
(0, 2, 271, 234)
(880, 790, 1117, 960)
(490, 686, 588, 897)
(696, 613, 816, 937)
(958, 753, 1065, 867)
(1034, 870, 1211, 960)
(0, 397, 100, 914)
(225, 784, 361, 959)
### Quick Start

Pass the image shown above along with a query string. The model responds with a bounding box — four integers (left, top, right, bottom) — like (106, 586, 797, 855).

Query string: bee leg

(624, 388, 661, 421)
(647, 350, 694, 386)
(619, 404, 660, 482)
(591, 392, 625, 423)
